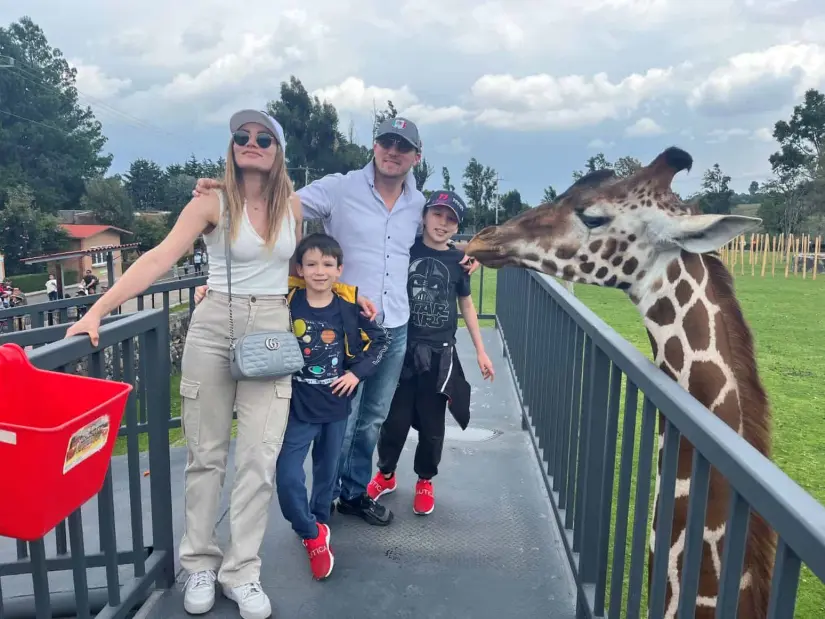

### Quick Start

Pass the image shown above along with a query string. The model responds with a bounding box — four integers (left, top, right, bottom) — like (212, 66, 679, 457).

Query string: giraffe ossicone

(466, 146, 776, 619)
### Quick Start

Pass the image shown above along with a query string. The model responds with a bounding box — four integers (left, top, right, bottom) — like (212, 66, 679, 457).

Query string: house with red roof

(60, 224, 133, 281)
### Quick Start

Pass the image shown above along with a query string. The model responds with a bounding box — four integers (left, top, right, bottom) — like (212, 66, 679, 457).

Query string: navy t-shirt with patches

(406, 236, 472, 346)
(289, 289, 351, 424)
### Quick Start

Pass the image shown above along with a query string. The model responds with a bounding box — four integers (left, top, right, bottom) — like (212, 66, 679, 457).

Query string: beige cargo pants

(177, 288, 291, 588)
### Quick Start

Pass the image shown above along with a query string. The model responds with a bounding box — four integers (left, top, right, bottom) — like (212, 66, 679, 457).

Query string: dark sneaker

(336, 493, 394, 526)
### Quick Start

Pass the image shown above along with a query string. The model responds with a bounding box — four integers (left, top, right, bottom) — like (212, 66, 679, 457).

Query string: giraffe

(464, 146, 776, 619)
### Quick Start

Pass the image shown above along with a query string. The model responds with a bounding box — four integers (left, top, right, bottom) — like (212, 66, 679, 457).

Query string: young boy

(275, 233, 388, 580)
(366, 190, 495, 515)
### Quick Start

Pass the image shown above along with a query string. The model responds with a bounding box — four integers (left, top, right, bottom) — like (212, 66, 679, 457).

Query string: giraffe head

(465, 146, 761, 298)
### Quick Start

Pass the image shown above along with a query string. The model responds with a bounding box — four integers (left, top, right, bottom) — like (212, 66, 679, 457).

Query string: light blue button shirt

(296, 160, 425, 328)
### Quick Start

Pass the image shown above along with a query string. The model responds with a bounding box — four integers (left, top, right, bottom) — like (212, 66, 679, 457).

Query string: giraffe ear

(668, 214, 762, 253)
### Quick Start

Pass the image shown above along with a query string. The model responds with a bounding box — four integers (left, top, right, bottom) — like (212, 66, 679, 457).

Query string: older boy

(368, 191, 494, 515)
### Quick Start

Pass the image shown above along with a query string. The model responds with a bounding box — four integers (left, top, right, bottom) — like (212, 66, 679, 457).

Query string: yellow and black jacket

(286, 276, 388, 381)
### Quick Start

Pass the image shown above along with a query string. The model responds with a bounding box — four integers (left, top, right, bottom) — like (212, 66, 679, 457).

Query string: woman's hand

(356, 295, 378, 321)
(64, 311, 103, 347)
(194, 285, 208, 305)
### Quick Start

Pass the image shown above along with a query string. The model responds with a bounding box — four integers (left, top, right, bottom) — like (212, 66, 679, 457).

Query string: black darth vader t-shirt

(406, 236, 472, 346)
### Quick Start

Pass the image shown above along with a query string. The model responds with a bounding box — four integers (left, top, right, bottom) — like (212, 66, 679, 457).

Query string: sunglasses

(376, 135, 416, 153)
(233, 129, 276, 149)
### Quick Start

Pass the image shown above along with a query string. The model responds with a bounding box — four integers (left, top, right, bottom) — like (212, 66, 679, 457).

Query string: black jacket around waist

(403, 340, 472, 431)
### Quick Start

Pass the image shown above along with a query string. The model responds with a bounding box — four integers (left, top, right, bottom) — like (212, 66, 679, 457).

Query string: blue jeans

(334, 323, 407, 502)
(275, 414, 348, 539)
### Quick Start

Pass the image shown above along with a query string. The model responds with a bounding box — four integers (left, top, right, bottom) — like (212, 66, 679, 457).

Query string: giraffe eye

(577, 211, 612, 229)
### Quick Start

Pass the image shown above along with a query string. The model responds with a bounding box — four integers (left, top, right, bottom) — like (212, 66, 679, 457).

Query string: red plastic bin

(0, 343, 132, 541)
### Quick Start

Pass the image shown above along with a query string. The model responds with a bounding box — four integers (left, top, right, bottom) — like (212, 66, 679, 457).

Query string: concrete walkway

(0, 328, 578, 619)
(146, 328, 577, 619)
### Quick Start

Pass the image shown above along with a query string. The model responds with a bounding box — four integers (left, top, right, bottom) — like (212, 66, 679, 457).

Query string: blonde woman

(67, 110, 308, 619)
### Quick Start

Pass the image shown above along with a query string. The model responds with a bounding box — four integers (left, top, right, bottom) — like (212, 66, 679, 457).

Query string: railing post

(144, 320, 176, 588)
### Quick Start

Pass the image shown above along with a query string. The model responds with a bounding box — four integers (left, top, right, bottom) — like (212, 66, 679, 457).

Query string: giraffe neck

(630, 250, 774, 619)
(636, 250, 771, 452)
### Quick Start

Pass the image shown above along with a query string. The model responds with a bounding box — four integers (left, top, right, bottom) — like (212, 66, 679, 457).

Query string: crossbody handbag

(222, 194, 305, 381)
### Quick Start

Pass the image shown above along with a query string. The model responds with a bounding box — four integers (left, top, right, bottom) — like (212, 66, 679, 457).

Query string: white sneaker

(223, 582, 272, 619)
(183, 569, 216, 614)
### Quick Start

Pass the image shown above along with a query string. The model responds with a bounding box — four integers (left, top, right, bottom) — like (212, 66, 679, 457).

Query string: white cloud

(468, 67, 682, 130)
(588, 138, 615, 149)
(312, 77, 418, 113)
(625, 117, 665, 137)
(434, 137, 471, 155)
(71, 60, 131, 99)
(687, 42, 825, 115)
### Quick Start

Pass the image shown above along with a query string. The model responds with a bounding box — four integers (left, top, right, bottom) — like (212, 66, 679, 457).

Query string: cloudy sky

(4, 0, 825, 205)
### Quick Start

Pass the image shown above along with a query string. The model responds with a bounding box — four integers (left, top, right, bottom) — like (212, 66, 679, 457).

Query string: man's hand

(477, 351, 495, 382)
(191, 177, 225, 199)
(331, 371, 360, 396)
(356, 295, 378, 321)
(194, 285, 208, 305)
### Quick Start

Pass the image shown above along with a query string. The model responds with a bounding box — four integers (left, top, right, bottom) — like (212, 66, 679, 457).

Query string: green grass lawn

(467, 265, 824, 617)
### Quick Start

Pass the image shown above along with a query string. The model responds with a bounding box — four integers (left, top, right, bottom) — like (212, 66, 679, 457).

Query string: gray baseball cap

(375, 116, 421, 150)
(229, 109, 286, 154)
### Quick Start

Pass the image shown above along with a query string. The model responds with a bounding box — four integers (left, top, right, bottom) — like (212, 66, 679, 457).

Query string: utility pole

(494, 174, 507, 225)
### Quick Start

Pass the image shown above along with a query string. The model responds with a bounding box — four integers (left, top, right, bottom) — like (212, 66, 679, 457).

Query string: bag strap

(222, 192, 236, 348)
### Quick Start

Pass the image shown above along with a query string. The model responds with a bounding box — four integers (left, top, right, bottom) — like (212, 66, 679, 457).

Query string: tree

(572, 153, 611, 180)
(413, 158, 434, 191)
(441, 167, 455, 192)
(0, 184, 68, 275)
(613, 155, 643, 178)
(500, 189, 528, 221)
(462, 158, 498, 231)
(79, 176, 134, 229)
(698, 163, 735, 214)
(761, 88, 825, 235)
(124, 159, 167, 211)
(164, 174, 198, 227)
(542, 185, 558, 203)
(749, 181, 760, 196)
(270, 75, 371, 189)
(0, 17, 111, 211)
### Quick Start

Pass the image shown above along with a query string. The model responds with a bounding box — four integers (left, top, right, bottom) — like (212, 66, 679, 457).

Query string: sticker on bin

(0, 429, 16, 445)
(64, 415, 111, 474)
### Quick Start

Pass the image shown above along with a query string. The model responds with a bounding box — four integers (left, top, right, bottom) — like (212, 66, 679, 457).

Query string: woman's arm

(85, 194, 219, 318)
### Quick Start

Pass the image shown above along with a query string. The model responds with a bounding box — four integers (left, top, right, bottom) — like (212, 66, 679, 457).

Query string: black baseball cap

(375, 117, 421, 150)
(425, 190, 467, 223)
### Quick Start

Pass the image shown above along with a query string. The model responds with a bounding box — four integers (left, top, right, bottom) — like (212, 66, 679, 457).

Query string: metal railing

(495, 266, 825, 619)
(0, 275, 207, 333)
(0, 310, 176, 619)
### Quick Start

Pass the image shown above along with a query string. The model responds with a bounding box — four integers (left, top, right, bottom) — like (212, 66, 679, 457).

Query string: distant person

(367, 190, 494, 515)
(194, 249, 203, 274)
(193, 116, 479, 527)
(64, 109, 376, 619)
(81, 270, 99, 295)
(46, 274, 58, 301)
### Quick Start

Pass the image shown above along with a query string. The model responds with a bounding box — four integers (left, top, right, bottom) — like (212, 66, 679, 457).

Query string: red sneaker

(302, 523, 334, 580)
(367, 472, 397, 500)
(413, 479, 435, 515)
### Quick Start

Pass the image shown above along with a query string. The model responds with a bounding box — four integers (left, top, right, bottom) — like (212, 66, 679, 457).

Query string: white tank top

(203, 191, 296, 295)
